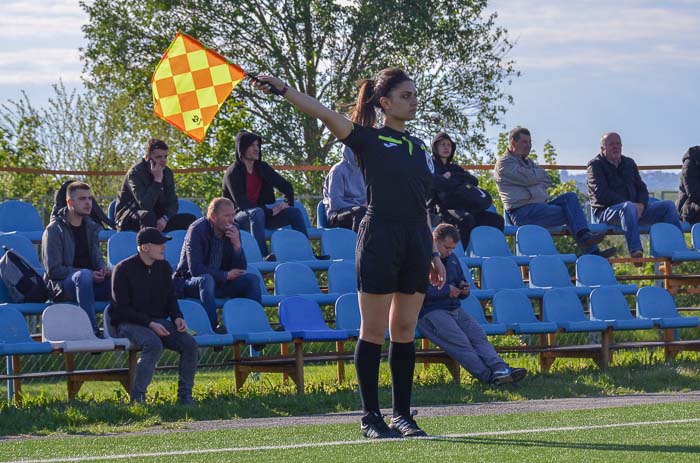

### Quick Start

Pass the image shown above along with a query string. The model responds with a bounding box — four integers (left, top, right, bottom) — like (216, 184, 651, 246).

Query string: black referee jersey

(342, 123, 434, 221)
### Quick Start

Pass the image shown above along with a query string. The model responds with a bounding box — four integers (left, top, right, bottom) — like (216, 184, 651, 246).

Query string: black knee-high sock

(354, 339, 383, 414)
(389, 341, 415, 418)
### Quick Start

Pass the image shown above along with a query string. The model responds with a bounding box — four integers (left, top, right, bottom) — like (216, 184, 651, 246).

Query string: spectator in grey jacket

(42, 181, 110, 335)
(322, 146, 367, 231)
(588, 132, 682, 257)
(494, 127, 613, 257)
(115, 138, 197, 232)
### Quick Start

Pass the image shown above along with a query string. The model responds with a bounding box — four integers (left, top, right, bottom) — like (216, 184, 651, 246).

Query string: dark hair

(509, 127, 531, 143)
(145, 138, 168, 156)
(66, 181, 91, 200)
(350, 68, 413, 128)
(433, 223, 460, 243)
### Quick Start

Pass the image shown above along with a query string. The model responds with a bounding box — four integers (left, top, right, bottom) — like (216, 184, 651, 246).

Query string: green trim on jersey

(378, 135, 403, 144)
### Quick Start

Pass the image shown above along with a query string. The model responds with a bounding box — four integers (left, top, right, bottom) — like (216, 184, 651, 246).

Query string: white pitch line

(7, 417, 700, 463)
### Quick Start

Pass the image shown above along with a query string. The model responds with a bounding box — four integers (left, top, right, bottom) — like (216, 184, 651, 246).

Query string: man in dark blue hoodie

(417, 224, 527, 385)
(222, 130, 307, 258)
(431, 132, 503, 247)
(322, 146, 367, 231)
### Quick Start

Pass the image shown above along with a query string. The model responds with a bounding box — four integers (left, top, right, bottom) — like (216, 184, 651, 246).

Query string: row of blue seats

(5, 284, 696, 363)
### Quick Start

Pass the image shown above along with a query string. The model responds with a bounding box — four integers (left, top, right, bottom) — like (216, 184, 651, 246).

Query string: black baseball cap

(136, 227, 172, 245)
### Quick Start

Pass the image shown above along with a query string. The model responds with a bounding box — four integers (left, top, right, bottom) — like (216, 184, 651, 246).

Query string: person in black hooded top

(222, 130, 307, 258)
(430, 132, 504, 247)
(677, 146, 700, 224)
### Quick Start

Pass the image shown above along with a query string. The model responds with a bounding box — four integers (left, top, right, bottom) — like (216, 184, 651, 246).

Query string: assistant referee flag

(152, 31, 245, 142)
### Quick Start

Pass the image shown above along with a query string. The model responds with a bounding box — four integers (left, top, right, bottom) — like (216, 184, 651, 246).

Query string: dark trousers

(118, 210, 196, 232)
(328, 206, 367, 232)
(441, 209, 504, 247)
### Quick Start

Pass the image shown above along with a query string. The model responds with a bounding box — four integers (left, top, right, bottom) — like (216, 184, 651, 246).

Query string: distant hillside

(561, 171, 681, 196)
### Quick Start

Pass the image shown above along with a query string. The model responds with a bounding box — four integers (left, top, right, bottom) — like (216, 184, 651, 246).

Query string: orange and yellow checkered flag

(152, 32, 246, 142)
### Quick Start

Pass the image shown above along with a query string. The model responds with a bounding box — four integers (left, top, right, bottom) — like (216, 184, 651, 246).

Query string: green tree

(81, 0, 517, 195)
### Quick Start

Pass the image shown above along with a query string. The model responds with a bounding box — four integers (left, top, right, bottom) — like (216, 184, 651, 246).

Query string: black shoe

(264, 253, 277, 262)
(389, 413, 427, 437)
(509, 367, 528, 384)
(361, 412, 402, 439)
(590, 247, 616, 258)
(490, 368, 515, 385)
(577, 231, 606, 248)
(178, 396, 196, 406)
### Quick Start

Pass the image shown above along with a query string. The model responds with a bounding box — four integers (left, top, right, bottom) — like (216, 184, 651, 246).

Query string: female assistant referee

(252, 68, 445, 439)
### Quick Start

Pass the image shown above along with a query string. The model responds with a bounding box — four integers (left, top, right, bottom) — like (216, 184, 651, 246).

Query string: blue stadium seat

(271, 229, 332, 271)
(542, 288, 608, 332)
(691, 223, 700, 251)
(0, 307, 53, 355)
(457, 259, 495, 300)
(107, 200, 116, 222)
(492, 290, 558, 334)
(178, 198, 203, 218)
(274, 262, 340, 305)
(516, 224, 576, 264)
(107, 231, 137, 267)
(278, 296, 349, 341)
(588, 287, 654, 330)
(222, 298, 292, 345)
(321, 228, 357, 261)
(529, 255, 591, 297)
(460, 294, 507, 335)
(328, 261, 357, 294)
(467, 226, 529, 265)
(0, 201, 44, 242)
(335, 293, 361, 338)
(481, 257, 544, 298)
(649, 222, 700, 262)
(636, 286, 700, 328)
(246, 266, 284, 307)
(453, 239, 483, 268)
(316, 200, 329, 228)
(178, 299, 233, 346)
(576, 254, 637, 294)
(164, 229, 186, 268)
(240, 230, 277, 273)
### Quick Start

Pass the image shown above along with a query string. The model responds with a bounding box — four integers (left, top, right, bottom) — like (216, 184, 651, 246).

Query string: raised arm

(252, 76, 353, 141)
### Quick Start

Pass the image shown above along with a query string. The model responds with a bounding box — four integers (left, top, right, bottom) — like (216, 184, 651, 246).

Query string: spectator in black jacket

(430, 132, 503, 247)
(677, 146, 700, 224)
(222, 130, 307, 258)
(587, 132, 681, 257)
(115, 138, 197, 232)
(110, 227, 198, 404)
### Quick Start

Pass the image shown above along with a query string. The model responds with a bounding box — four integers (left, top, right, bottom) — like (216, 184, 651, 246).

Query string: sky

(0, 0, 698, 168)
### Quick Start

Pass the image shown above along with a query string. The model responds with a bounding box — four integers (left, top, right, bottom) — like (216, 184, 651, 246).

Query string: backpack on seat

(0, 246, 50, 302)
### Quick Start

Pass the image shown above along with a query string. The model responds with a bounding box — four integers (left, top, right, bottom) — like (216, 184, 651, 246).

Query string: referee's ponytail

(350, 68, 412, 128)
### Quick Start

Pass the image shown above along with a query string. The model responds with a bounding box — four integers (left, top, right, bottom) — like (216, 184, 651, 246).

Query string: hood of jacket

(682, 146, 700, 164)
(234, 130, 263, 164)
(432, 131, 456, 165)
(51, 206, 101, 234)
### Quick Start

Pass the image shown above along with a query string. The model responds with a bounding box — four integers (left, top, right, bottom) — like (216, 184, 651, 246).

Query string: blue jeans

(417, 308, 508, 383)
(593, 200, 682, 253)
(183, 273, 262, 328)
(235, 207, 307, 256)
(117, 318, 198, 402)
(61, 269, 111, 332)
(508, 192, 597, 252)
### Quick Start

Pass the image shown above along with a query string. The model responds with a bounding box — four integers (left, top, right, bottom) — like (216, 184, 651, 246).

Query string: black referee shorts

(355, 216, 432, 294)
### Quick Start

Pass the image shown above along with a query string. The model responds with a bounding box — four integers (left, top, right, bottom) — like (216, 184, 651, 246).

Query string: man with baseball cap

(110, 227, 198, 404)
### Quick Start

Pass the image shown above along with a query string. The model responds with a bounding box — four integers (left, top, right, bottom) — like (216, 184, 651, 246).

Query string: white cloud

(0, 0, 86, 38)
(0, 48, 82, 84)
(491, 0, 700, 70)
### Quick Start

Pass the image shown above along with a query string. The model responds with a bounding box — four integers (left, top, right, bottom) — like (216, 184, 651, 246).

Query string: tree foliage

(81, 0, 517, 182)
